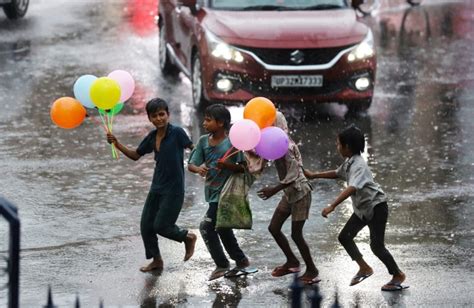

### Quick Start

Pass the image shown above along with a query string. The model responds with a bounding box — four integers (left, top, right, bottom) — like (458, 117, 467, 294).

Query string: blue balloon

(73, 75, 97, 109)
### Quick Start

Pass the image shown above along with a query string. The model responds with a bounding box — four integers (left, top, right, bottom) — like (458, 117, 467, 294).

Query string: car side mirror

(179, 0, 198, 14)
(351, 0, 364, 9)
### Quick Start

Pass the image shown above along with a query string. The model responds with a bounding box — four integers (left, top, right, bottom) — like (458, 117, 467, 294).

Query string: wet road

(0, 0, 473, 306)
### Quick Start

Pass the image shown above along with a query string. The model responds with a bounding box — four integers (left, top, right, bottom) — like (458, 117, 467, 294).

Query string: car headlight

(205, 30, 244, 63)
(348, 30, 374, 62)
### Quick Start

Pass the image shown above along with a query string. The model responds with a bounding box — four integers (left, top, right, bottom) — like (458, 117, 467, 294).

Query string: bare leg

(140, 257, 164, 272)
(184, 232, 197, 261)
(268, 208, 299, 268)
(291, 220, 318, 281)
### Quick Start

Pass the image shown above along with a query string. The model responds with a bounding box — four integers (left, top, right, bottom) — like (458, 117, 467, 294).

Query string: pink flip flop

(299, 276, 322, 285)
(271, 266, 301, 277)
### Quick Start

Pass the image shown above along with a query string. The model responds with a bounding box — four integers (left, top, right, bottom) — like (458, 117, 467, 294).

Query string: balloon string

(110, 112, 115, 132)
(98, 112, 109, 132)
(99, 111, 118, 159)
(107, 112, 119, 159)
(107, 113, 119, 159)
(223, 150, 239, 161)
(88, 114, 107, 133)
(211, 148, 240, 170)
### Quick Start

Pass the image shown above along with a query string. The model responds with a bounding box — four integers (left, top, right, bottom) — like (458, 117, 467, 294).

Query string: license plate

(271, 75, 323, 88)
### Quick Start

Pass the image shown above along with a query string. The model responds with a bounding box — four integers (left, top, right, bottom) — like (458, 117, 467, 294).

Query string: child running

(257, 111, 320, 285)
(106, 98, 197, 272)
(304, 125, 406, 291)
(188, 104, 250, 281)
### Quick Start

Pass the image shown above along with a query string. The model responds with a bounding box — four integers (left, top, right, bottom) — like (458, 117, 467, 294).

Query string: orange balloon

(243, 97, 276, 129)
(50, 97, 86, 129)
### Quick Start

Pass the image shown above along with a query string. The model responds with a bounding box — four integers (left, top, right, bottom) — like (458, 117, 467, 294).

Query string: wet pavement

(0, 0, 473, 306)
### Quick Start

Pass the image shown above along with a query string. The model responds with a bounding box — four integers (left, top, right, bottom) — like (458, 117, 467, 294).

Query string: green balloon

(98, 103, 124, 116)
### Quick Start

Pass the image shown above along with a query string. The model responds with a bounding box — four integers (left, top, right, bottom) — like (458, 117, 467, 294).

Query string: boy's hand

(197, 165, 209, 177)
(257, 187, 277, 200)
(303, 168, 314, 179)
(321, 205, 335, 218)
(216, 159, 229, 170)
(216, 159, 226, 169)
(107, 133, 117, 145)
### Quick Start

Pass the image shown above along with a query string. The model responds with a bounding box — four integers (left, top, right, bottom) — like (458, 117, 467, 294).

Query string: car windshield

(210, 0, 347, 10)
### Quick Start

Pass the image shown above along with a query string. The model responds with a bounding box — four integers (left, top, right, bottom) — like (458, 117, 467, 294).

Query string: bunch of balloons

(229, 97, 289, 160)
(50, 70, 135, 158)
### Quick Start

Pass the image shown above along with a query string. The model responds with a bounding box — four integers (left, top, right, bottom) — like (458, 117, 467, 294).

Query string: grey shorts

(276, 192, 312, 221)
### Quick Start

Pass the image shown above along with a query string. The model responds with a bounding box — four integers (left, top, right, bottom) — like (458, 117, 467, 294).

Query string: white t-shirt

(336, 155, 387, 221)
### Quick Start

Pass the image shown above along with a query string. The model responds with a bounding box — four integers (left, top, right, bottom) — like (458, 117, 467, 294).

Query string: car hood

(202, 9, 367, 48)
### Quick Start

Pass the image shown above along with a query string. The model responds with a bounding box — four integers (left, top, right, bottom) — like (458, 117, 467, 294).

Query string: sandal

(299, 276, 321, 285)
(381, 281, 409, 291)
(271, 265, 300, 277)
(349, 272, 373, 286)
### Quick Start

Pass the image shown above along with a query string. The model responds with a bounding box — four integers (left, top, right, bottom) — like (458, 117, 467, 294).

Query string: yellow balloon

(89, 77, 121, 110)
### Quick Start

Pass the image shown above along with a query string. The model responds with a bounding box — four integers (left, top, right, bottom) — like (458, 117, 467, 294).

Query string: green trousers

(141, 191, 188, 259)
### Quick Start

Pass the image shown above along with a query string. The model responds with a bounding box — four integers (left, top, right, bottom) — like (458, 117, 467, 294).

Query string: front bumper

(200, 45, 376, 104)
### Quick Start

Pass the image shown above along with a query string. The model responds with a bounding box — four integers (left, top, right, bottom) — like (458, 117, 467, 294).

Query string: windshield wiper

(241, 5, 292, 11)
(299, 4, 344, 10)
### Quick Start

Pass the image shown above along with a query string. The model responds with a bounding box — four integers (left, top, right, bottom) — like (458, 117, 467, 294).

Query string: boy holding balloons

(188, 104, 251, 281)
(106, 98, 197, 272)
(257, 111, 320, 285)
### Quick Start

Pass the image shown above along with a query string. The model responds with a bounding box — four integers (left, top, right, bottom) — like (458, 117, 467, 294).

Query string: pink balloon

(229, 119, 261, 151)
(255, 126, 289, 160)
(107, 70, 135, 102)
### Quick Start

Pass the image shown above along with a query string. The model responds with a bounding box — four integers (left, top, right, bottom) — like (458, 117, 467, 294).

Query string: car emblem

(290, 50, 304, 65)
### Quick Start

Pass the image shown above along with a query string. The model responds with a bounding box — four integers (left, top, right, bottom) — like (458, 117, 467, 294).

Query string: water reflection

(209, 278, 247, 307)
(382, 288, 408, 307)
(139, 273, 160, 307)
(366, 2, 474, 247)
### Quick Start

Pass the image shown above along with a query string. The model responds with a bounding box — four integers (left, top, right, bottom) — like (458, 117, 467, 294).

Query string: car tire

(355, 0, 380, 16)
(3, 0, 29, 19)
(346, 99, 372, 114)
(191, 52, 209, 108)
(407, 0, 422, 6)
(158, 23, 178, 76)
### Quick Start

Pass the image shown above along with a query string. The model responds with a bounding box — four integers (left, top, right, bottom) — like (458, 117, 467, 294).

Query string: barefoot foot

(140, 258, 163, 272)
(184, 232, 197, 261)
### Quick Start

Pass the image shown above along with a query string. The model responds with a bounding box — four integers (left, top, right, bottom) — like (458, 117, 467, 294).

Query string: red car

(158, 0, 375, 112)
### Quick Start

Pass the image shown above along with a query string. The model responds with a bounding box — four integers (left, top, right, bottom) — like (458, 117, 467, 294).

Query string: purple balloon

(255, 126, 289, 160)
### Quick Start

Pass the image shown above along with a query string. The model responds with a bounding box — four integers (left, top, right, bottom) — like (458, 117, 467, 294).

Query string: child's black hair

(205, 104, 231, 130)
(146, 98, 169, 116)
(338, 125, 365, 155)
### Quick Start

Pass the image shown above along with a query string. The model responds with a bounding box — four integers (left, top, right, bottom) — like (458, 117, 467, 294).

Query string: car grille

(238, 44, 355, 66)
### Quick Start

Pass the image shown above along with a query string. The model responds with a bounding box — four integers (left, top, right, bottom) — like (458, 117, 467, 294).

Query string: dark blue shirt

(136, 124, 192, 195)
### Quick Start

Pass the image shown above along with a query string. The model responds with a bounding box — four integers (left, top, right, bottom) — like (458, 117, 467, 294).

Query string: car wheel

(159, 23, 178, 76)
(3, 0, 29, 19)
(407, 0, 422, 6)
(191, 52, 209, 108)
(346, 99, 372, 115)
(355, 0, 380, 16)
